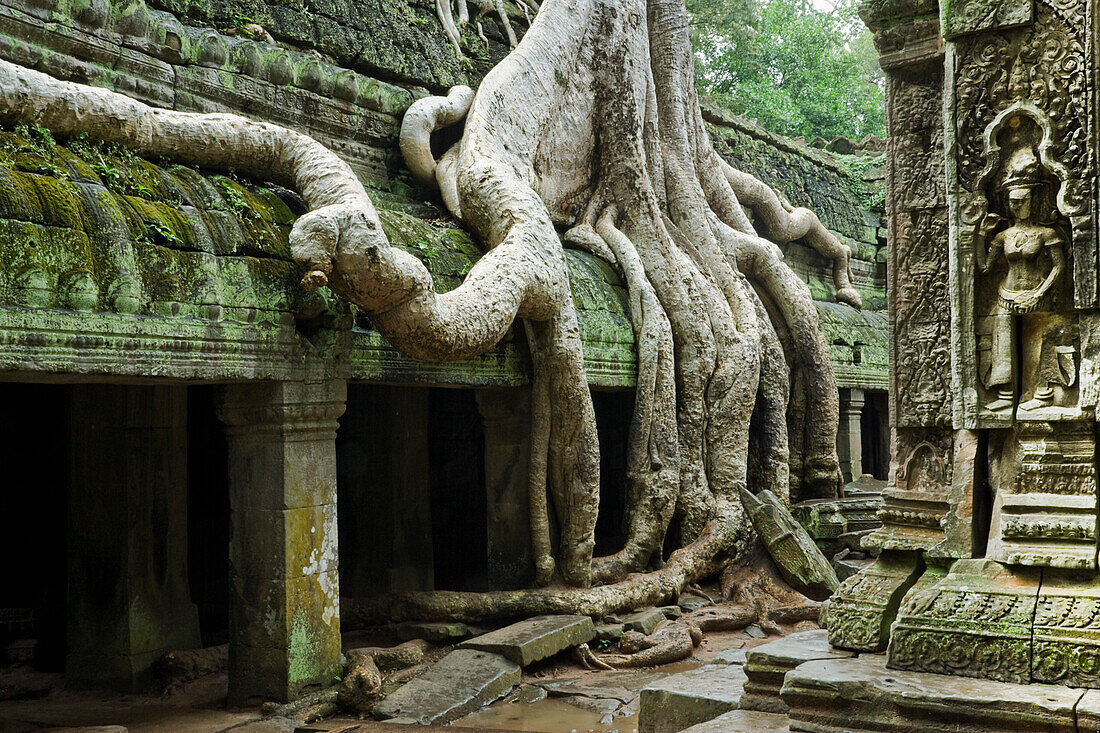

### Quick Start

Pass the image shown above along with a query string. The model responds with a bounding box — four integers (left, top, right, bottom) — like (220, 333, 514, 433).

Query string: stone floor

(0, 615, 780, 733)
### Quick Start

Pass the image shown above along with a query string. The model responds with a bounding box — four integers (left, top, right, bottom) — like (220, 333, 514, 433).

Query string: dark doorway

(593, 389, 634, 558)
(187, 386, 230, 646)
(861, 390, 890, 480)
(0, 384, 70, 672)
(429, 388, 488, 591)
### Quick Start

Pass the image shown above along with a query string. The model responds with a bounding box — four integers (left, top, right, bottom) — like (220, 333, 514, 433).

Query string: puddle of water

(456, 697, 639, 733)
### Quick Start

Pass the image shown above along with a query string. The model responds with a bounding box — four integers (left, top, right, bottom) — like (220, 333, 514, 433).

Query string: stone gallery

(1, 0, 1093, 730)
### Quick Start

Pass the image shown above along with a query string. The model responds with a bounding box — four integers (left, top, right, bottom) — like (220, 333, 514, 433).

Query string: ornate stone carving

(826, 551, 924, 652)
(950, 0, 1097, 427)
(866, 429, 952, 553)
(888, 559, 1040, 684)
(988, 421, 1098, 569)
(971, 105, 1077, 418)
(1032, 572, 1100, 688)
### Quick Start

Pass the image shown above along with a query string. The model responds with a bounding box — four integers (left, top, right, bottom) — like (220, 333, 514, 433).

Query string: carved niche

(947, 0, 1096, 428)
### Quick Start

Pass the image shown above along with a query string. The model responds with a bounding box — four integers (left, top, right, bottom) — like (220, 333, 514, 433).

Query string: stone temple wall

(0, 0, 889, 701)
(826, 0, 1100, 698)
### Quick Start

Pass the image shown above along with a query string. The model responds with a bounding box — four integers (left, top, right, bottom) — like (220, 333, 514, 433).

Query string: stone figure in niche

(976, 125, 1071, 413)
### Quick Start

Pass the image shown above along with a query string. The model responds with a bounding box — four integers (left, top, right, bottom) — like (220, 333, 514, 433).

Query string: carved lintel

(942, 0, 1034, 41)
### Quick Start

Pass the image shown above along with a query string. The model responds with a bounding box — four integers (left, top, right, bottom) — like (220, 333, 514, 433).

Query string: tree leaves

(688, 0, 885, 141)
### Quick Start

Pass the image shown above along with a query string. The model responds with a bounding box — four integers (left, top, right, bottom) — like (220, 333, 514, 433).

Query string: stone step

(681, 709, 790, 732)
(638, 663, 747, 733)
(373, 648, 521, 724)
(741, 629, 854, 714)
(458, 614, 595, 667)
(782, 655, 1084, 732)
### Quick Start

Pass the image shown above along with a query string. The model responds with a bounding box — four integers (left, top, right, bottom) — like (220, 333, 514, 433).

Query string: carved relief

(827, 552, 925, 652)
(1032, 573, 1100, 687)
(970, 105, 1079, 417)
(988, 421, 1098, 569)
(894, 210, 952, 428)
(867, 429, 952, 552)
(888, 559, 1040, 684)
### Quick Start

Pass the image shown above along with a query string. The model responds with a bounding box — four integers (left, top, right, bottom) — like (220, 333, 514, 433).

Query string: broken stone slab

(678, 594, 711, 613)
(638, 663, 747, 733)
(745, 625, 766, 638)
(373, 649, 521, 724)
(712, 647, 747, 665)
(595, 622, 625, 642)
(741, 629, 854, 714)
(395, 621, 470, 642)
(782, 655, 1083, 732)
(459, 614, 595, 667)
(680, 709, 790, 732)
(659, 605, 683, 619)
(1075, 689, 1100, 731)
(623, 608, 666, 635)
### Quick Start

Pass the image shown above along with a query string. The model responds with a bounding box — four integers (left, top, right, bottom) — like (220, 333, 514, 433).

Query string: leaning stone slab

(374, 649, 521, 724)
(741, 629, 853, 714)
(459, 614, 595, 667)
(782, 655, 1083, 732)
(680, 709, 790, 732)
(638, 663, 747, 733)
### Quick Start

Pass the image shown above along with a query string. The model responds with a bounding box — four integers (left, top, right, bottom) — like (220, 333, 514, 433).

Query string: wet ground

(0, 625, 794, 732)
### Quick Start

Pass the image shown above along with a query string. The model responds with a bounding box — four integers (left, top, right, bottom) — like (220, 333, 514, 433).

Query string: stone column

(67, 384, 200, 690)
(217, 380, 345, 704)
(838, 388, 865, 484)
(337, 385, 433, 595)
(476, 388, 534, 589)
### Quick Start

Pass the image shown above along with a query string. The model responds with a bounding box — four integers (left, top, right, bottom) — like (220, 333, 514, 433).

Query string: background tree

(688, 0, 885, 141)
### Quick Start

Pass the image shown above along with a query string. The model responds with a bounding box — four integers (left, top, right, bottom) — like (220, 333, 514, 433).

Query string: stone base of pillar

(826, 551, 923, 652)
(888, 559, 1038, 684)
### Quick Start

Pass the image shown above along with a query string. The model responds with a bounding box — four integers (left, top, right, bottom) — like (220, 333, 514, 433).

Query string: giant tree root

(1, 0, 847, 611)
(577, 619, 700, 669)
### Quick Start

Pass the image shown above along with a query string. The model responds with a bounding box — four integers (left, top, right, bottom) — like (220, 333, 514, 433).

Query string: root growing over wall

(0, 0, 854, 623)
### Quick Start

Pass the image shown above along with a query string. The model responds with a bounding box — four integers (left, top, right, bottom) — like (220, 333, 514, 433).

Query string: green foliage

(143, 220, 182, 246)
(688, 0, 885, 141)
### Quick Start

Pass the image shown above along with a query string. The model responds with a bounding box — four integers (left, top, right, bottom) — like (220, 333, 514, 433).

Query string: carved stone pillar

(67, 385, 200, 690)
(838, 388, 865, 483)
(830, 0, 958, 652)
(476, 388, 535, 589)
(217, 380, 345, 704)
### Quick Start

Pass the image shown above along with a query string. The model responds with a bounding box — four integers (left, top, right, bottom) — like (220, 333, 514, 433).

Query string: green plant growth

(688, 0, 885, 141)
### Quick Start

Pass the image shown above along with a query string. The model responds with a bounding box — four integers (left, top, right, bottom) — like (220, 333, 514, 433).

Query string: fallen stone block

(459, 614, 595, 667)
(374, 649, 521, 724)
(678, 595, 711, 613)
(623, 608, 666, 635)
(741, 629, 853, 713)
(595, 622, 625, 642)
(638, 663, 747, 733)
(782, 655, 1083, 732)
(395, 621, 470, 642)
(680, 709, 790, 732)
(712, 647, 747, 665)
